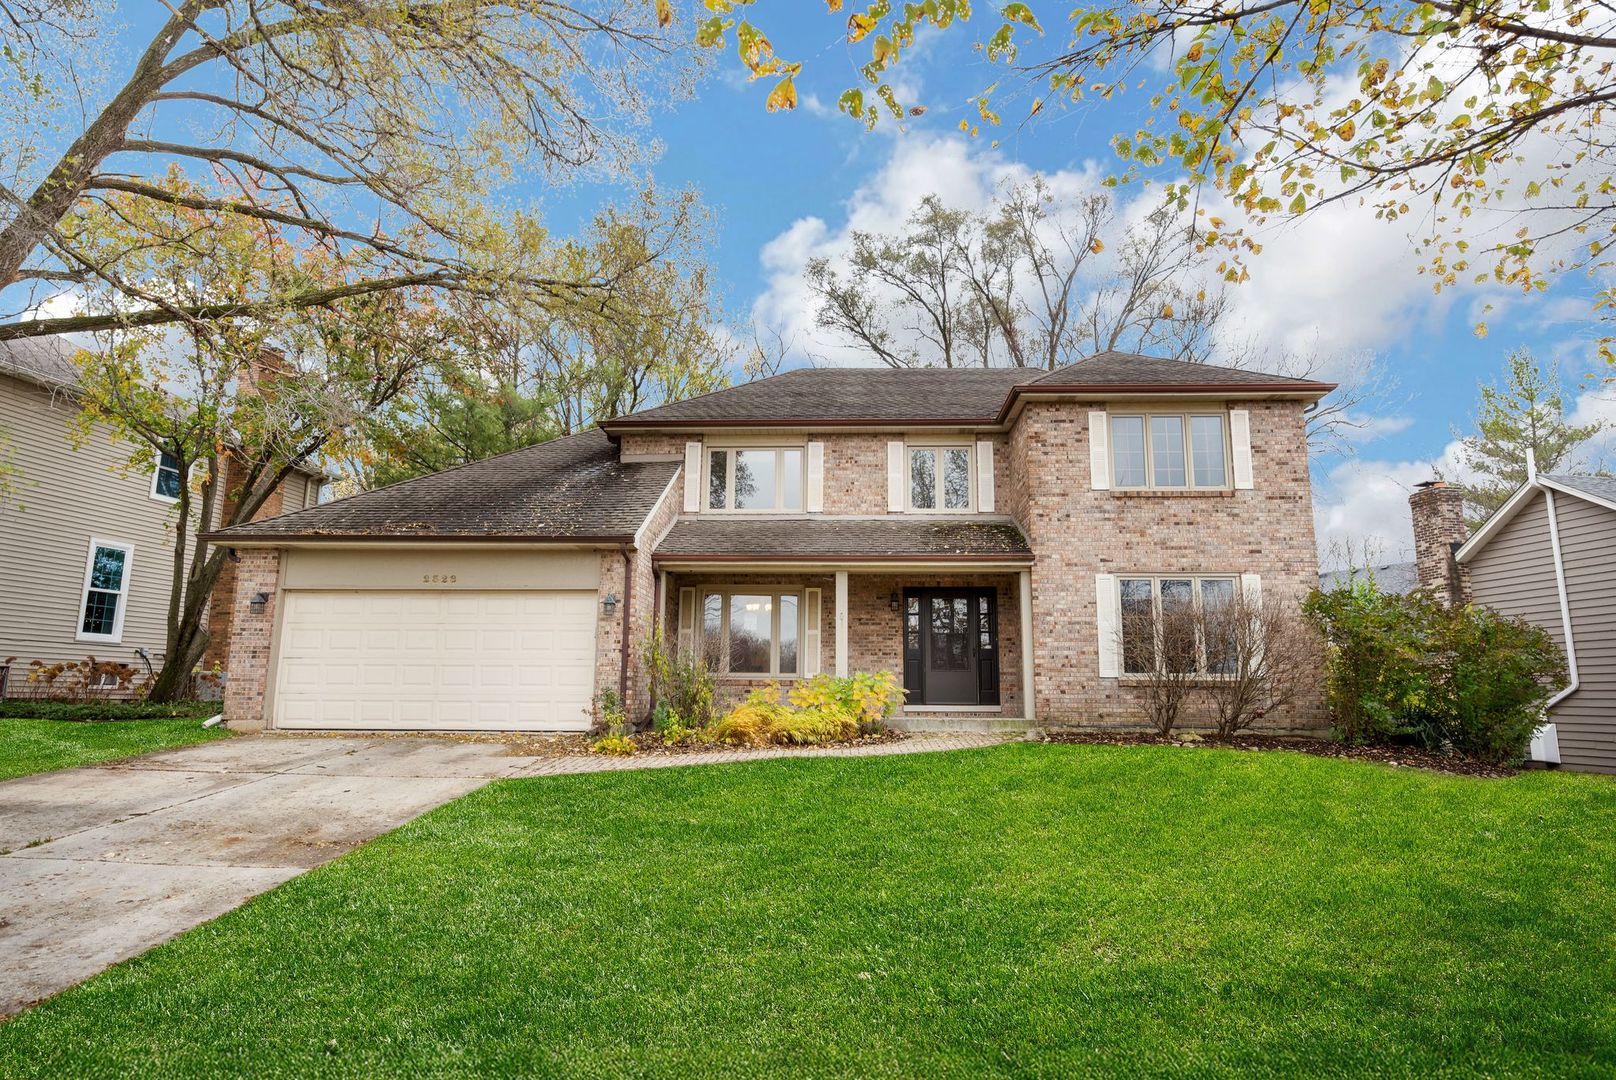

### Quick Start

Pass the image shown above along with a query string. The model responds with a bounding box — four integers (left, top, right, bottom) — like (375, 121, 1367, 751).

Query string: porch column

(1020, 569, 1036, 721)
(834, 570, 849, 677)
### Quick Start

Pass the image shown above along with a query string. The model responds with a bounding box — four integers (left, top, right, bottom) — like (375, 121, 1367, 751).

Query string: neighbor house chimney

(1409, 480, 1470, 605)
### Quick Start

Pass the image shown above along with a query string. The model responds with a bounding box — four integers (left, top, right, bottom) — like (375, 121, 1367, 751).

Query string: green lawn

(0, 716, 231, 781)
(3, 743, 1615, 1077)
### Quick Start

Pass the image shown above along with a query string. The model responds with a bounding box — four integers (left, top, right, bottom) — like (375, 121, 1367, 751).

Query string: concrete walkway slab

(284, 739, 541, 779)
(0, 768, 260, 853)
(11, 772, 486, 869)
(0, 730, 1004, 1018)
(0, 857, 298, 1017)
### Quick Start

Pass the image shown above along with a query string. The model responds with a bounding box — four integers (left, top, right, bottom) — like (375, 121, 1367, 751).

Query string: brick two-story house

(210, 352, 1333, 733)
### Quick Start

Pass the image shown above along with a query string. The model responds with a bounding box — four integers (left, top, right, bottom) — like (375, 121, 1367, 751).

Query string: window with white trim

(77, 540, 134, 643)
(706, 448, 804, 511)
(700, 589, 802, 676)
(1111, 413, 1228, 489)
(908, 445, 972, 511)
(1118, 575, 1237, 675)
(150, 452, 183, 502)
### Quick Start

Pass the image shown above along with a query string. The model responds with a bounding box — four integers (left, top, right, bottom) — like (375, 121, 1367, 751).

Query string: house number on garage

(422, 574, 458, 584)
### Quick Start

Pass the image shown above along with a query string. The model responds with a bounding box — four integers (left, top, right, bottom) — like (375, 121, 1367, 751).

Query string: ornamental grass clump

(708, 673, 906, 747)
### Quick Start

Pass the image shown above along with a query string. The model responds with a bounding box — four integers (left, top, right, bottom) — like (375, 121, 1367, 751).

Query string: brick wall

(1011, 399, 1326, 732)
(220, 547, 282, 730)
(617, 432, 687, 459)
(664, 571, 1024, 717)
(1409, 481, 1470, 605)
(202, 451, 293, 674)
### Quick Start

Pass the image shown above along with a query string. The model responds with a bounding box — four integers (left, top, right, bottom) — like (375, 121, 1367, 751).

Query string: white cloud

(1313, 439, 1472, 567)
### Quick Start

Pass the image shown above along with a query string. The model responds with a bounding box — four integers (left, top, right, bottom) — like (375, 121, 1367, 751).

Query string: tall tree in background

(0, 0, 696, 338)
(361, 189, 731, 486)
(805, 179, 1227, 370)
(1456, 349, 1606, 526)
(703, 0, 1616, 352)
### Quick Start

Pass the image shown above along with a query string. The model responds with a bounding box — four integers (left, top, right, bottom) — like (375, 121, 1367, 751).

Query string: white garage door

(273, 590, 598, 731)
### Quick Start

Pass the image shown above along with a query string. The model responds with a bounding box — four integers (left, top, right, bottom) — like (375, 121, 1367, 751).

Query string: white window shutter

(1095, 573, 1120, 678)
(1230, 410, 1254, 490)
(806, 441, 825, 513)
(887, 441, 905, 512)
(683, 441, 702, 512)
(677, 587, 696, 657)
(976, 439, 996, 513)
(1241, 573, 1263, 608)
(803, 588, 822, 676)
(1088, 411, 1111, 490)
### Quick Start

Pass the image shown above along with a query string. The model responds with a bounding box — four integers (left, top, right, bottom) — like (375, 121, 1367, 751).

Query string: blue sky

(26, 4, 1616, 566)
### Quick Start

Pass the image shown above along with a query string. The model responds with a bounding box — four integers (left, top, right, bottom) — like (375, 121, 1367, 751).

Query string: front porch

(654, 565, 1035, 725)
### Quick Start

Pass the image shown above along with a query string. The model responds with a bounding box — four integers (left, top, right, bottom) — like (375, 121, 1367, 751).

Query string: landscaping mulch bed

(1041, 730, 1519, 778)
(508, 728, 908, 758)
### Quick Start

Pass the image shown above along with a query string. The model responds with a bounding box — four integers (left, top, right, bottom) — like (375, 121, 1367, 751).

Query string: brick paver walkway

(513, 732, 1014, 777)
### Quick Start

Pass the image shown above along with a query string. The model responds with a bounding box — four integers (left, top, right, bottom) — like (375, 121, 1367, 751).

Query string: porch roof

(651, 516, 1033, 564)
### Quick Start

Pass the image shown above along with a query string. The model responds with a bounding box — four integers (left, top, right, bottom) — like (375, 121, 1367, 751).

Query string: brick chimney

(1409, 480, 1470, 605)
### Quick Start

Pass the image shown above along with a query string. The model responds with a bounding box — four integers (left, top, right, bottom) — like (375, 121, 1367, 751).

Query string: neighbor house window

(908, 445, 972, 511)
(1118, 575, 1237, 675)
(77, 539, 134, 643)
(1111, 414, 1228, 489)
(705, 448, 803, 511)
(699, 590, 801, 676)
(150, 452, 183, 502)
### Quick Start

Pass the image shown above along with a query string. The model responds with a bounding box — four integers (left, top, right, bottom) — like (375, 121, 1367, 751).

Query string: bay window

(1111, 413, 1228, 489)
(706, 448, 804, 511)
(701, 589, 801, 676)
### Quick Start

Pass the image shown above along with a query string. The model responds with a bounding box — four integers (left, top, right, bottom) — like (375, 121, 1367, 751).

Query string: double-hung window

(706, 448, 803, 511)
(701, 590, 801, 676)
(77, 539, 134, 643)
(150, 452, 183, 502)
(908, 445, 972, 511)
(1111, 414, 1228, 489)
(1118, 575, 1238, 675)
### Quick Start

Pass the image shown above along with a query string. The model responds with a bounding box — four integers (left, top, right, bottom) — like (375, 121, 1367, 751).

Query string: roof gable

(1455, 472, 1616, 564)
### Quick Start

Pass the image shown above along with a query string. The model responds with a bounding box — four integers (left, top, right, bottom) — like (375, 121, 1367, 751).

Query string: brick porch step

(889, 714, 1041, 736)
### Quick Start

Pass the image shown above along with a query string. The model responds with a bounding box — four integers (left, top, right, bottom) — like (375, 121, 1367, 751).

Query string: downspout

(1542, 486, 1580, 709)
(619, 545, 633, 708)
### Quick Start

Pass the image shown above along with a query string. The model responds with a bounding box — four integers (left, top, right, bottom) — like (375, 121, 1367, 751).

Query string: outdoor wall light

(249, 592, 269, 615)
(601, 592, 619, 616)
(888, 592, 900, 612)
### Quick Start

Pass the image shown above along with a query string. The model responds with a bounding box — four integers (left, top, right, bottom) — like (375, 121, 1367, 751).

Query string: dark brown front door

(903, 588, 1000, 706)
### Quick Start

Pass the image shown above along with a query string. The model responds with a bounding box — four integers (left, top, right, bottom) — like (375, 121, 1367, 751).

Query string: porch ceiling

(651, 516, 1033, 565)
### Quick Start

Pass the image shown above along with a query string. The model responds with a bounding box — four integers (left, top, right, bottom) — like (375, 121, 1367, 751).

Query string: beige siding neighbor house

(0, 337, 321, 698)
(1410, 469, 1616, 775)
(211, 352, 1334, 736)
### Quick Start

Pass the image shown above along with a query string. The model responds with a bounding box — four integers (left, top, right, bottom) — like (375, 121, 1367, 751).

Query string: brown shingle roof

(653, 517, 1033, 562)
(602, 352, 1332, 430)
(208, 428, 677, 543)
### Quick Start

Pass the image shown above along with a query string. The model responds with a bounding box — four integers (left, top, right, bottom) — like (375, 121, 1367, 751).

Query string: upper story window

(150, 452, 183, 502)
(706, 448, 803, 512)
(78, 539, 134, 643)
(1111, 413, 1228, 489)
(909, 445, 972, 511)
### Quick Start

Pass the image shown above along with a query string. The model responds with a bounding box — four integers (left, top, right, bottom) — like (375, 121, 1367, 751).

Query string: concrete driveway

(0, 736, 541, 1017)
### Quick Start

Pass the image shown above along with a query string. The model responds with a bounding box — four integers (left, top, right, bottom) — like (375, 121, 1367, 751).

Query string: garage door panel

(274, 589, 597, 732)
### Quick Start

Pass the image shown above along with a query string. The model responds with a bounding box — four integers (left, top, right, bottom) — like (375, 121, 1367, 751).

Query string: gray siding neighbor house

(0, 337, 321, 698)
(1413, 469, 1616, 774)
